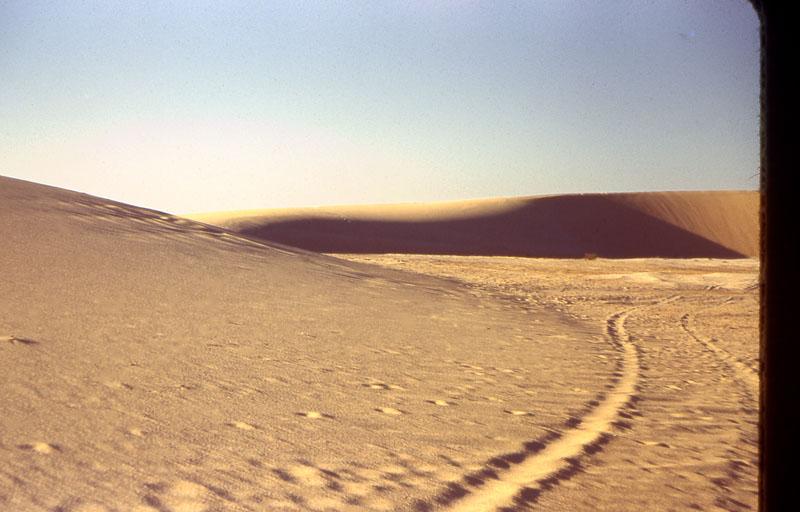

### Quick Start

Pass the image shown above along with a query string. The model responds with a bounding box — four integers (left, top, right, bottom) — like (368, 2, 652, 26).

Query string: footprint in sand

(228, 421, 257, 430)
(144, 479, 211, 512)
(296, 411, 334, 419)
(1, 334, 39, 346)
(103, 381, 134, 390)
(18, 442, 60, 454)
(378, 463, 409, 479)
(375, 407, 404, 415)
(504, 409, 535, 416)
(362, 382, 404, 391)
(286, 465, 327, 487)
(639, 440, 673, 449)
(426, 399, 454, 406)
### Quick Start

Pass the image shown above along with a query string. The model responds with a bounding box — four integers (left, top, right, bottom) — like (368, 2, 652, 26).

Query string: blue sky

(0, 1, 760, 213)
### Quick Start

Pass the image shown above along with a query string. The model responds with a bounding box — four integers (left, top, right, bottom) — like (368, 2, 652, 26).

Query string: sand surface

(187, 191, 758, 258)
(2, 176, 758, 511)
(341, 254, 759, 511)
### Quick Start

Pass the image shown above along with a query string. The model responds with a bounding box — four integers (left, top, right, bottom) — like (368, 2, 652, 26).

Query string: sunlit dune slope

(187, 191, 758, 258)
(0, 175, 599, 510)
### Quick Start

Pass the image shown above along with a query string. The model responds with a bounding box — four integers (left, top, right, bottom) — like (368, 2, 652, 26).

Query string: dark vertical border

(754, 1, 799, 510)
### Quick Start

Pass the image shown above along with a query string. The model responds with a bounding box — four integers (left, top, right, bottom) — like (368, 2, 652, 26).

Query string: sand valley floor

(339, 255, 759, 512)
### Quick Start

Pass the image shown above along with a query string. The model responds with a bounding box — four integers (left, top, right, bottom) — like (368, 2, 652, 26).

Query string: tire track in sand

(431, 299, 678, 512)
(680, 313, 758, 392)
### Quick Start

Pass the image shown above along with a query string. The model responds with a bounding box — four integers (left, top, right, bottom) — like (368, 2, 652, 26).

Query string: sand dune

(188, 191, 758, 258)
(0, 176, 611, 510)
(1, 176, 758, 511)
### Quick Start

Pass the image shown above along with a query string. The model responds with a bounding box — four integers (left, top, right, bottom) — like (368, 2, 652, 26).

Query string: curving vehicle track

(343, 255, 759, 512)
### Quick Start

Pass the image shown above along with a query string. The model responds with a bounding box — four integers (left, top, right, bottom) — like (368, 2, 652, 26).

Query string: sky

(1, 1, 760, 214)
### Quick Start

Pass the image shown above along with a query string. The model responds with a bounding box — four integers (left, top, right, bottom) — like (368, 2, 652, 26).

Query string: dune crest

(187, 191, 759, 258)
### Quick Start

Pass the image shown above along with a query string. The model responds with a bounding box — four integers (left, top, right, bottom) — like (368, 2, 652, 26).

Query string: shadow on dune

(237, 195, 746, 258)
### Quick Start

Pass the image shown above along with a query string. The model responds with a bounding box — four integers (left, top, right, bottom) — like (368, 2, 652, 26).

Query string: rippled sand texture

(1, 176, 757, 511)
(341, 254, 759, 511)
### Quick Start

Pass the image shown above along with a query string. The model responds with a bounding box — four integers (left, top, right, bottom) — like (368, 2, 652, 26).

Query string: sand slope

(0, 176, 758, 511)
(0, 176, 606, 511)
(188, 191, 759, 258)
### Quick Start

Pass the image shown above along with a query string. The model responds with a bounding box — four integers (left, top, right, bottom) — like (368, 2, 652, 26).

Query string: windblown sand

(1, 177, 758, 511)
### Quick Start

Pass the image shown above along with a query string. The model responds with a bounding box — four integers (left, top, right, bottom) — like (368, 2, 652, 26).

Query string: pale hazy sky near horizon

(1, 1, 759, 213)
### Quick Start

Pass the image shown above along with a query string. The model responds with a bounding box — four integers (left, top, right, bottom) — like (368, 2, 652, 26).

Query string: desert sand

(1, 176, 758, 511)
(339, 254, 759, 512)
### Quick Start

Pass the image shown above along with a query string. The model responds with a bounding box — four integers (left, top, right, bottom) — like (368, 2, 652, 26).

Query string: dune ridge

(187, 191, 759, 259)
